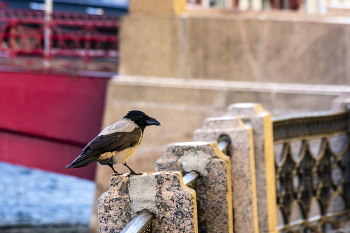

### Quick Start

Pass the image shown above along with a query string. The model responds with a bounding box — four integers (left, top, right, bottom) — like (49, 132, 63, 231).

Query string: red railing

(0, 9, 119, 62)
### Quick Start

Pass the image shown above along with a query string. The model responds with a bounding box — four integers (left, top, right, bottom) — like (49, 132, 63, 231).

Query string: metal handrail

(183, 171, 199, 190)
(218, 134, 231, 156)
(120, 212, 153, 233)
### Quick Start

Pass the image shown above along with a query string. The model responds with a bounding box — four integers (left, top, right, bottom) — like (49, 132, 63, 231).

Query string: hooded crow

(66, 110, 160, 175)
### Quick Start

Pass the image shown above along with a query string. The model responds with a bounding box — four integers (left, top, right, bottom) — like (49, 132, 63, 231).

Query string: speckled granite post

(194, 116, 259, 233)
(156, 142, 233, 233)
(98, 172, 198, 233)
(226, 103, 276, 233)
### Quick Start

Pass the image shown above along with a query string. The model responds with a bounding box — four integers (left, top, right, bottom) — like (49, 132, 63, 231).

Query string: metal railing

(121, 212, 153, 233)
(0, 9, 119, 61)
(272, 110, 350, 232)
(121, 136, 231, 232)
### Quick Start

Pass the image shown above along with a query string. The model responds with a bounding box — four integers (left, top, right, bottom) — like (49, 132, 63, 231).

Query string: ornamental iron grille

(272, 110, 350, 232)
(0, 9, 119, 59)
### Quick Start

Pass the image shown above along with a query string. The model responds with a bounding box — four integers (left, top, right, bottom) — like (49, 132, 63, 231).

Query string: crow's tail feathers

(65, 152, 100, 168)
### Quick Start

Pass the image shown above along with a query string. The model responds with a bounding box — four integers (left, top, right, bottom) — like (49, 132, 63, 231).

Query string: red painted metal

(0, 9, 119, 64)
(0, 70, 110, 180)
(0, 131, 95, 179)
(0, 8, 116, 179)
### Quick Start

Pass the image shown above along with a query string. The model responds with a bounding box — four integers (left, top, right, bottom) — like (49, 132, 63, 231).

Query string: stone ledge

(113, 76, 350, 95)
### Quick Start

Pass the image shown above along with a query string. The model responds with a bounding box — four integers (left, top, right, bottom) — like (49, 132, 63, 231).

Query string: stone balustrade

(97, 98, 350, 233)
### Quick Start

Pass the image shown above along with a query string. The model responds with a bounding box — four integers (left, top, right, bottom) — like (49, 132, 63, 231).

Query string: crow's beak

(146, 117, 160, 126)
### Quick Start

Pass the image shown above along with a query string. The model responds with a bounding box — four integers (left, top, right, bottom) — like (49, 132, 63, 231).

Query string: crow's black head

(124, 110, 160, 131)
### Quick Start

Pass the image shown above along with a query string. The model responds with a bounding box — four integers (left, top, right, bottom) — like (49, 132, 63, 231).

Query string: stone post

(156, 141, 233, 233)
(304, 0, 317, 14)
(226, 103, 276, 233)
(129, 0, 186, 15)
(194, 117, 259, 233)
(202, 0, 210, 8)
(239, 0, 250, 11)
(252, 0, 262, 11)
(98, 172, 198, 233)
(331, 95, 350, 111)
(318, 0, 327, 14)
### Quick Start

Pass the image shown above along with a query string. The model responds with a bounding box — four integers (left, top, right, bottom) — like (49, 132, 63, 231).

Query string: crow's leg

(108, 164, 121, 175)
(123, 163, 142, 175)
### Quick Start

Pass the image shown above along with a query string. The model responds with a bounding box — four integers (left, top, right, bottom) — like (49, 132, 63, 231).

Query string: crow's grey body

(96, 118, 142, 165)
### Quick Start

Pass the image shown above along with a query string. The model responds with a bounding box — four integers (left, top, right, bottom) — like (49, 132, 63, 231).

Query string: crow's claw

(130, 171, 143, 175)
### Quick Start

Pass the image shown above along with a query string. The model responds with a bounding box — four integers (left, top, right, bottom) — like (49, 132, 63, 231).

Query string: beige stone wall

(120, 13, 350, 85)
(118, 16, 185, 78)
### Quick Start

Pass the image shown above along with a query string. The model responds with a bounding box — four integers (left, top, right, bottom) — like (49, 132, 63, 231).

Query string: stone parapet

(98, 172, 197, 233)
(156, 141, 233, 233)
(194, 117, 259, 233)
(226, 103, 276, 233)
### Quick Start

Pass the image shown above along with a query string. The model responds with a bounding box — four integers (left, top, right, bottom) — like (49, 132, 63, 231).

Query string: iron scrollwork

(273, 110, 350, 232)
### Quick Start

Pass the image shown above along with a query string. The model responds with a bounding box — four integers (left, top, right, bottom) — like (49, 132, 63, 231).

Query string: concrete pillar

(318, 0, 327, 14)
(98, 172, 198, 233)
(226, 103, 277, 233)
(305, 0, 318, 13)
(156, 141, 233, 233)
(239, 0, 250, 10)
(225, 0, 233, 8)
(194, 117, 259, 233)
(252, 0, 262, 11)
(202, 0, 211, 8)
(129, 0, 186, 15)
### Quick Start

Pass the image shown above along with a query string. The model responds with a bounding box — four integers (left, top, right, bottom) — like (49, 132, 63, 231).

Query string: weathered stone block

(98, 175, 131, 233)
(226, 103, 276, 233)
(264, 20, 348, 85)
(186, 16, 262, 82)
(156, 141, 233, 233)
(119, 16, 184, 78)
(98, 172, 198, 233)
(194, 117, 259, 233)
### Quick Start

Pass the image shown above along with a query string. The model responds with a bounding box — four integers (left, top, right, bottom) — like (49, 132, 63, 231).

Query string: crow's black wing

(66, 128, 141, 168)
(86, 128, 142, 152)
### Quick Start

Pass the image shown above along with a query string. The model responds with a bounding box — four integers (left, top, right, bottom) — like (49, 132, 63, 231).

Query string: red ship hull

(0, 69, 111, 180)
